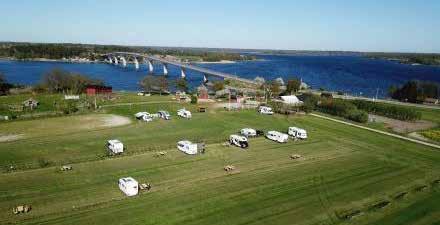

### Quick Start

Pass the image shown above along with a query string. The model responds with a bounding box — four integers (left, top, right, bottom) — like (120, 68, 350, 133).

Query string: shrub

(317, 99, 368, 123)
(352, 100, 421, 121)
(420, 129, 440, 142)
(190, 95, 198, 104)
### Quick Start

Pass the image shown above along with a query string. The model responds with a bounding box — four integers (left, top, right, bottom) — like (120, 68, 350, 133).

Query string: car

(158, 111, 171, 120)
(258, 106, 274, 115)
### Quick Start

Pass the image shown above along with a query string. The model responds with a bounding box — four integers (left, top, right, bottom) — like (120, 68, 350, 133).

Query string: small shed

(22, 98, 39, 109)
(86, 85, 112, 96)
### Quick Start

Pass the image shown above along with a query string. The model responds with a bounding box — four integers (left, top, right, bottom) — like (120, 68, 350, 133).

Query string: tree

(269, 80, 281, 98)
(157, 76, 169, 95)
(140, 76, 169, 95)
(286, 78, 301, 94)
(175, 78, 188, 93)
(41, 68, 103, 94)
(213, 80, 225, 91)
(0, 72, 13, 95)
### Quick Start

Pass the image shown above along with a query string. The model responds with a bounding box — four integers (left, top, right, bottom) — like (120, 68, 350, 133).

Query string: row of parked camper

(135, 108, 192, 122)
(232, 127, 308, 148)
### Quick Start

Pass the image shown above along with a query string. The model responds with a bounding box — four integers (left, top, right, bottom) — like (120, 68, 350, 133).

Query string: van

(229, 135, 249, 148)
(107, 140, 124, 155)
(288, 127, 308, 139)
(177, 140, 198, 155)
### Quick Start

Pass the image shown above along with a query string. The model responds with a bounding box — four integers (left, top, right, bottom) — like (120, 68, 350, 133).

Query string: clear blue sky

(1, 0, 439, 53)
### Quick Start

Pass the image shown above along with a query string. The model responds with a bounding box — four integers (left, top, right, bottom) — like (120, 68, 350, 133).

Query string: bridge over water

(105, 52, 258, 85)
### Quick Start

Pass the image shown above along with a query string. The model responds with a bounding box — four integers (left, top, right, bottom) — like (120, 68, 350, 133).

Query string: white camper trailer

(107, 140, 124, 155)
(258, 106, 274, 115)
(135, 112, 153, 122)
(118, 177, 139, 196)
(288, 127, 308, 139)
(177, 140, 198, 155)
(266, 131, 289, 143)
(240, 128, 257, 137)
(229, 135, 249, 148)
(177, 109, 192, 119)
(158, 111, 171, 120)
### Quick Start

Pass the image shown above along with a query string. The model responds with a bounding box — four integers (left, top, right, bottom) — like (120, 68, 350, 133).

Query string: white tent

(280, 95, 303, 105)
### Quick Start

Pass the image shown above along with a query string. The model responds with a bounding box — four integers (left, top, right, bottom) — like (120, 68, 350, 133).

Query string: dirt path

(310, 113, 440, 150)
(0, 134, 24, 143)
(369, 114, 436, 133)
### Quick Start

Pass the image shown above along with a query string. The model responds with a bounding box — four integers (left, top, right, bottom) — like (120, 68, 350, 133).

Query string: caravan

(240, 128, 257, 137)
(118, 177, 139, 196)
(288, 127, 308, 139)
(177, 140, 198, 155)
(135, 112, 153, 122)
(266, 131, 289, 143)
(229, 135, 249, 148)
(107, 140, 124, 155)
(258, 106, 274, 115)
(177, 109, 192, 119)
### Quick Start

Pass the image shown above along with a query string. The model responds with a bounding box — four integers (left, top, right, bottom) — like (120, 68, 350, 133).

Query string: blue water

(1, 55, 440, 98)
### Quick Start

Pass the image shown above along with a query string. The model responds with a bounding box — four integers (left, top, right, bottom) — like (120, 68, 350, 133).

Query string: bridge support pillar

(163, 64, 168, 76)
(120, 57, 127, 67)
(114, 56, 118, 65)
(108, 57, 113, 64)
(147, 60, 154, 74)
(180, 68, 186, 79)
(134, 58, 139, 70)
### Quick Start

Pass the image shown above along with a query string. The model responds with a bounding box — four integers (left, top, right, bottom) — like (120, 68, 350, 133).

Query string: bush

(420, 129, 440, 142)
(352, 100, 421, 121)
(190, 95, 198, 104)
(37, 158, 51, 168)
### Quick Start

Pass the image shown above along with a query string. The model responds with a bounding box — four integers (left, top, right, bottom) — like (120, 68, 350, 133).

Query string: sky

(1, 0, 439, 53)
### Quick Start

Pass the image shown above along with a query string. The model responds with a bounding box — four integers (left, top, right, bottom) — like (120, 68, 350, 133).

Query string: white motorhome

(177, 109, 192, 119)
(229, 135, 249, 148)
(107, 140, 124, 155)
(135, 112, 153, 122)
(258, 106, 274, 115)
(240, 128, 257, 137)
(177, 140, 198, 155)
(118, 177, 139, 196)
(288, 127, 308, 139)
(158, 111, 171, 120)
(266, 131, 289, 143)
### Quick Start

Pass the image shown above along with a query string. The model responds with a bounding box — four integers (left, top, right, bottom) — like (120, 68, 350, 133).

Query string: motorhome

(229, 135, 249, 148)
(135, 112, 153, 122)
(288, 127, 308, 139)
(107, 140, 124, 155)
(266, 131, 289, 143)
(240, 128, 257, 137)
(158, 111, 171, 120)
(177, 140, 198, 155)
(177, 109, 192, 119)
(258, 106, 274, 115)
(118, 177, 139, 196)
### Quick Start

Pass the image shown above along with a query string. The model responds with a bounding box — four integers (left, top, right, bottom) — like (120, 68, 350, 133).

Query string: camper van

(177, 140, 198, 155)
(158, 111, 171, 120)
(288, 127, 308, 139)
(177, 109, 192, 119)
(266, 131, 289, 143)
(118, 177, 139, 196)
(135, 112, 153, 122)
(258, 106, 274, 115)
(240, 128, 257, 137)
(107, 140, 124, 155)
(229, 135, 249, 148)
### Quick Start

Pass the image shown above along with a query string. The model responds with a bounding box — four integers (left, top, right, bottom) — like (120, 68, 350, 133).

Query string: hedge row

(317, 99, 368, 123)
(352, 100, 421, 121)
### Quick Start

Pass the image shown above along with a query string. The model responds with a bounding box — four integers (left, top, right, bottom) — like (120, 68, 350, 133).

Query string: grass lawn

(0, 104, 439, 225)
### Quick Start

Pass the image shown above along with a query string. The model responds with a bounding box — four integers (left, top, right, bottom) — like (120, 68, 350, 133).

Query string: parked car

(229, 135, 249, 148)
(266, 131, 289, 143)
(158, 111, 171, 120)
(258, 106, 274, 115)
(288, 127, 308, 139)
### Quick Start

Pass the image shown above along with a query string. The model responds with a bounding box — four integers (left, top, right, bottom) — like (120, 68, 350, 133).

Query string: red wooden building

(85, 85, 112, 96)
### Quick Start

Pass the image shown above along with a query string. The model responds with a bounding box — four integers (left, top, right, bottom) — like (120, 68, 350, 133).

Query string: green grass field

(0, 100, 439, 225)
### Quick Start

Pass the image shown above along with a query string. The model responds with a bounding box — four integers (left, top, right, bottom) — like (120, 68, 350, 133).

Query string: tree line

(36, 69, 104, 94)
(352, 99, 421, 121)
(389, 80, 439, 103)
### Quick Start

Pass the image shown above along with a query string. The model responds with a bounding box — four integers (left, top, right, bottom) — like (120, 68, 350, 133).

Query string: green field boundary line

(310, 113, 440, 150)
(101, 101, 176, 107)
